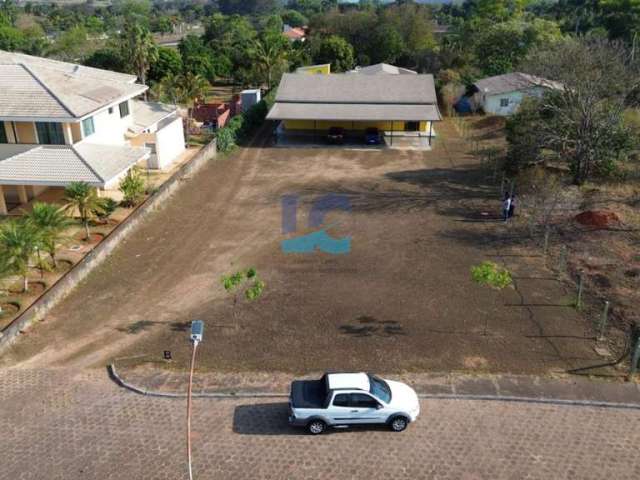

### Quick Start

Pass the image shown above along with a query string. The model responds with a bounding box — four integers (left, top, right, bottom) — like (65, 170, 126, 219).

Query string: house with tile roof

(267, 70, 441, 148)
(469, 72, 563, 116)
(0, 50, 186, 214)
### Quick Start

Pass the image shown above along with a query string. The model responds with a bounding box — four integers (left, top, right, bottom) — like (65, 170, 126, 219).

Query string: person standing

(502, 193, 511, 222)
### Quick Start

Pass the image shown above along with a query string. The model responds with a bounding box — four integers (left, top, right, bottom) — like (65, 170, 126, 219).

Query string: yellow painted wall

(283, 120, 432, 132)
(296, 64, 331, 75)
(14, 122, 37, 143)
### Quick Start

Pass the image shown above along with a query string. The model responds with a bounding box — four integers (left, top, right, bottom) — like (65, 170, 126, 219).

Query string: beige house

(0, 50, 186, 214)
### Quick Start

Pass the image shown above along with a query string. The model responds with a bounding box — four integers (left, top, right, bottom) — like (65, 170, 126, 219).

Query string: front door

(348, 393, 384, 424)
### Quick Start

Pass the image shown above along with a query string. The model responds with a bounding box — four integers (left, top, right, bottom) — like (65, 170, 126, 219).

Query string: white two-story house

(0, 50, 186, 214)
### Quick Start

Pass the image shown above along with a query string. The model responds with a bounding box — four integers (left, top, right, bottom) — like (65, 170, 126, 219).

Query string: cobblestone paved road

(3, 368, 640, 480)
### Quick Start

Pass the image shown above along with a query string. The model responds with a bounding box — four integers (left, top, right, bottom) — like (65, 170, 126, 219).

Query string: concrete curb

(0, 140, 217, 353)
(108, 364, 640, 410)
(108, 364, 286, 399)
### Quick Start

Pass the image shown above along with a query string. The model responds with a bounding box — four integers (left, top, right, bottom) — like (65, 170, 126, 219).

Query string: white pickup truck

(288, 372, 420, 435)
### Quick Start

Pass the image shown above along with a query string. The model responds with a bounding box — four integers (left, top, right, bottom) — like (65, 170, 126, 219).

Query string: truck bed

(290, 379, 327, 409)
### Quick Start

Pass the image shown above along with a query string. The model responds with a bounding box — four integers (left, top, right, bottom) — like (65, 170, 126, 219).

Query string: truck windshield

(368, 375, 391, 403)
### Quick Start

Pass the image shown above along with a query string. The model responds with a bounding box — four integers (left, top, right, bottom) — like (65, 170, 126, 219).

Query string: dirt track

(0, 120, 604, 374)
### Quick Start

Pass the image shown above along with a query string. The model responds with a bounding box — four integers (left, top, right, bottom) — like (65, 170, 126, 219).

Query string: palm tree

(121, 22, 158, 96)
(0, 218, 41, 292)
(252, 35, 289, 88)
(27, 202, 72, 269)
(63, 182, 103, 241)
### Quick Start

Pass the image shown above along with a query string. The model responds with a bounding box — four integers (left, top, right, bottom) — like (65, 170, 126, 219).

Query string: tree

(203, 13, 257, 83)
(369, 24, 404, 64)
(311, 35, 354, 72)
(252, 33, 289, 87)
(27, 202, 71, 269)
(84, 48, 127, 73)
(281, 9, 308, 28)
(120, 21, 158, 90)
(0, 218, 41, 292)
(473, 19, 563, 76)
(598, 0, 640, 43)
(119, 167, 146, 207)
(0, 24, 24, 51)
(178, 34, 214, 80)
(148, 47, 183, 83)
(49, 25, 92, 61)
(63, 182, 103, 241)
(515, 38, 640, 184)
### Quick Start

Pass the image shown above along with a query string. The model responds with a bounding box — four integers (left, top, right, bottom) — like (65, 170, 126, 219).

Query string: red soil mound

(574, 210, 620, 228)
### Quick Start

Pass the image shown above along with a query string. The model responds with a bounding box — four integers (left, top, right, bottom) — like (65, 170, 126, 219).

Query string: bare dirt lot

(0, 120, 608, 374)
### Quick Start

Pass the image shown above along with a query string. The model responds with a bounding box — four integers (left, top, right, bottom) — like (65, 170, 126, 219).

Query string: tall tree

(120, 21, 158, 91)
(510, 38, 640, 184)
(311, 35, 354, 72)
(252, 33, 289, 88)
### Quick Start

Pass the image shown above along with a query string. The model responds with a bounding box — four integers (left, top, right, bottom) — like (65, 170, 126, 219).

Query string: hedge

(216, 90, 275, 153)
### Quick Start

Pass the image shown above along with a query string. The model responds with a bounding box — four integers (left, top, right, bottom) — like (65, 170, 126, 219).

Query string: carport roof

(275, 73, 437, 104)
(267, 102, 441, 122)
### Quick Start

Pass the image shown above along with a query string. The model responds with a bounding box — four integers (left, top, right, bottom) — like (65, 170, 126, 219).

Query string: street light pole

(187, 320, 204, 480)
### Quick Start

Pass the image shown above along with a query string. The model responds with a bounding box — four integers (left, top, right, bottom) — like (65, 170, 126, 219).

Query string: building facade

(0, 50, 186, 214)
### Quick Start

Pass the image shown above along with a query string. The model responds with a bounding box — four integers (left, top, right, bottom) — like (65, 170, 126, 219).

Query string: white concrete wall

(80, 99, 135, 146)
(481, 87, 546, 116)
(151, 117, 185, 170)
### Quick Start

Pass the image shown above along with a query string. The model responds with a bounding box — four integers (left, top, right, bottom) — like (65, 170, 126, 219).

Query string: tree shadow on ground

(339, 315, 405, 337)
(116, 320, 159, 334)
(272, 165, 499, 218)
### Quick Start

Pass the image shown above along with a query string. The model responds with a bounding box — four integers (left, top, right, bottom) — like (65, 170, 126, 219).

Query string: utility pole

(187, 320, 204, 480)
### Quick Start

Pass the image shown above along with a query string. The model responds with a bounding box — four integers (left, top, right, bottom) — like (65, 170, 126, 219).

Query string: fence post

(558, 245, 567, 274)
(598, 300, 610, 341)
(576, 273, 584, 309)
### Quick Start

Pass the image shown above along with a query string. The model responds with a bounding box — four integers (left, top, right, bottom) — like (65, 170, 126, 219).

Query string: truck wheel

(389, 416, 408, 432)
(307, 420, 327, 435)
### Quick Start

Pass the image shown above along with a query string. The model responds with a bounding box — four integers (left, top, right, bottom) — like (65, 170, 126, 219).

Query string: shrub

(119, 168, 146, 207)
(216, 93, 275, 154)
(220, 267, 265, 301)
(93, 197, 118, 221)
(471, 261, 513, 289)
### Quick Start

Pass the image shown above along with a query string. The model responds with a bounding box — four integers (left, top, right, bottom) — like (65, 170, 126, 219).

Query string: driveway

(0, 120, 603, 374)
(2, 368, 639, 480)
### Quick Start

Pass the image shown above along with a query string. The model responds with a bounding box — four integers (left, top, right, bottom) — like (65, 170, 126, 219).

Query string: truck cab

(288, 372, 420, 435)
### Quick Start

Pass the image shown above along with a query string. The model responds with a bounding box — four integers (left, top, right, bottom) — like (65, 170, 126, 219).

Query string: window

(368, 375, 392, 403)
(333, 394, 350, 407)
(405, 121, 420, 132)
(108, 107, 114, 114)
(500, 98, 509, 107)
(351, 393, 379, 409)
(82, 117, 95, 137)
(0, 123, 7, 143)
(119, 101, 130, 118)
(35, 122, 65, 145)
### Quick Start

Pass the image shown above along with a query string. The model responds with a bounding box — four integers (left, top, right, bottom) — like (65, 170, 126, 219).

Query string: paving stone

(2, 368, 640, 479)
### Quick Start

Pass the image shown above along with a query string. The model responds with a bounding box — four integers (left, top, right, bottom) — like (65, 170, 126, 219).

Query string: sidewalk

(111, 364, 640, 407)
